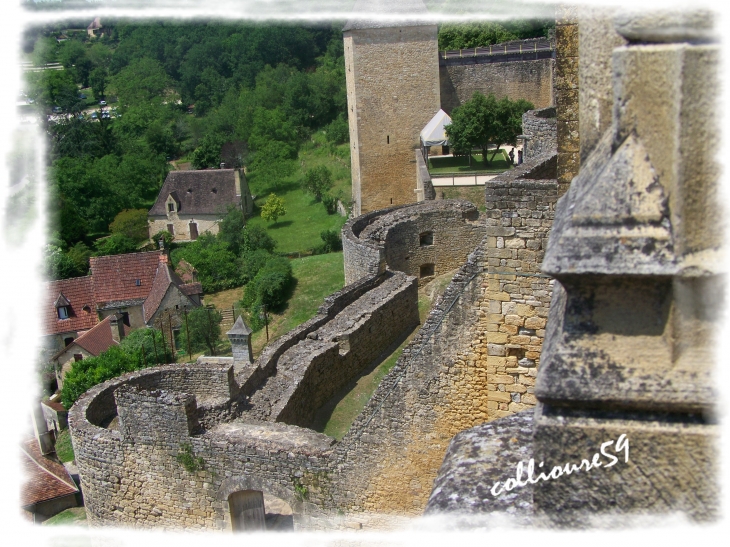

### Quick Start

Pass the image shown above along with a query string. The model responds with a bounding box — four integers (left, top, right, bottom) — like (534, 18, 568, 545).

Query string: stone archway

(217, 476, 299, 532)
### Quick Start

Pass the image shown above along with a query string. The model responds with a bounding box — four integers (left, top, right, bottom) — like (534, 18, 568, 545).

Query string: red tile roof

(143, 264, 196, 323)
(90, 251, 162, 307)
(44, 277, 97, 336)
(20, 439, 78, 508)
(63, 314, 130, 357)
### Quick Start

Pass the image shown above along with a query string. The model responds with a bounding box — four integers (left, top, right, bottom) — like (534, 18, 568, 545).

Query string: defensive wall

(71, 198, 509, 529)
(342, 200, 483, 285)
(439, 56, 554, 114)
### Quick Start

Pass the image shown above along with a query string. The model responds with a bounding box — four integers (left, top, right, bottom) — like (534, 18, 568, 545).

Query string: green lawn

(428, 150, 512, 174)
(438, 186, 487, 211)
(246, 133, 351, 255)
(42, 507, 87, 526)
(250, 251, 345, 354)
(55, 428, 75, 463)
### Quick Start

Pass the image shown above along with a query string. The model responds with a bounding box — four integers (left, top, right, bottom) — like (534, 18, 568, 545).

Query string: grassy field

(312, 269, 458, 440)
(246, 132, 351, 255)
(438, 186, 487, 211)
(55, 428, 75, 463)
(428, 150, 511, 174)
(42, 507, 87, 526)
(203, 252, 345, 358)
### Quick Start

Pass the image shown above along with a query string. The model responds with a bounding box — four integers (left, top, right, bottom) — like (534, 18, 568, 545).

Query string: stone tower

(343, 0, 441, 215)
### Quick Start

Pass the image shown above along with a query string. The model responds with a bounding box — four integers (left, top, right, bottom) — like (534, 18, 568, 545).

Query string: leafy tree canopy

(179, 307, 222, 356)
(109, 209, 150, 243)
(260, 193, 287, 224)
(301, 165, 333, 201)
(445, 92, 533, 164)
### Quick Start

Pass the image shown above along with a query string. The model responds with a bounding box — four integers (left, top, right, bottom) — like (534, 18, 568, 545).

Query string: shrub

(239, 248, 273, 283)
(321, 193, 338, 215)
(319, 229, 342, 253)
(170, 234, 243, 292)
(61, 345, 138, 408)
(242, 256, 293, 314)
(109, 209, 150, 242)
(324, 115, 349, 145)
(178, 307, 223, 356)
(301, 165, 333, 201)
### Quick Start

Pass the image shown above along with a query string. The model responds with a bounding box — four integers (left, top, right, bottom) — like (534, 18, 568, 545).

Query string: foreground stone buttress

(427, 10, 721, 525)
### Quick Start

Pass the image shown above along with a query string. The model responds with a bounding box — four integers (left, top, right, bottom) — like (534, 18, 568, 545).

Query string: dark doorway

(229, 490, 266, 531)
(189, 222, 199, 240)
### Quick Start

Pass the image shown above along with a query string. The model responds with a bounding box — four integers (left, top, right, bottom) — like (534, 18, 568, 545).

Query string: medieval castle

(66, 2, 720, 532)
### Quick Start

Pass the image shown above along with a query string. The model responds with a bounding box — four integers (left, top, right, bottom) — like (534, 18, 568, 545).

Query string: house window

(420, 263, 435, 278)
(73, 354, 83, 362)
(57, 306, 69, 319)
(419, 231, 434, 246)
(135, 279, 141, 286)
(167, 224, 175, 236)
(168, 202, 175, 212)
(64, 337, 74, 346)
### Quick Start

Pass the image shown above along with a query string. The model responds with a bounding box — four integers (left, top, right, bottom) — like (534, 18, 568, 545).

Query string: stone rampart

(522, 107, 557, 160)
(440, 58, 554, 113)
(343, 200, 483, 285)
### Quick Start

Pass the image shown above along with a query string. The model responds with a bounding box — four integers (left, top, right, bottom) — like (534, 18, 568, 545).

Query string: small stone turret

(227, 315, 253, 366)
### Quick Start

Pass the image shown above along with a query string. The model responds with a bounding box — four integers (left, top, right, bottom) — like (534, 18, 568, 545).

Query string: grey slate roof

(343, 0, 432, 31)
(227, 315, 252, 336)
(149, 169, 241, 216)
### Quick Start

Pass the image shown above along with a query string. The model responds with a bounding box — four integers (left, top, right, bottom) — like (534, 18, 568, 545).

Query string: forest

(25, 16, 552, 282)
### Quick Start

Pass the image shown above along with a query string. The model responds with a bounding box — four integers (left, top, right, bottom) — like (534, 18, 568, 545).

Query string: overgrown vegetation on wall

(437, 19, 554, 50)
(61, 328, 167, 408)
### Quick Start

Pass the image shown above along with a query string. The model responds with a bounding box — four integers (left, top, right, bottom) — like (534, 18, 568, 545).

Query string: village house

(43, 250, 203, 368)
(147, 167, 254, 242)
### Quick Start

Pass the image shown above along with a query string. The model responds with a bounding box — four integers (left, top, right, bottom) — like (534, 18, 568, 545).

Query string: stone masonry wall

(439, 58, 554, 114)
(148, 214, 220, 242)
(482, 153, 558, 419)
(522, 107, 557, 160)
(345, 25, 441, 215)
(260, 272, 419, 428)
(342, 200, 483, 285)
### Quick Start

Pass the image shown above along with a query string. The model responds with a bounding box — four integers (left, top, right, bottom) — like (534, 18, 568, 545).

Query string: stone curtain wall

(342, 200, 483, 285)
(344, 26, 441, 215)
(522, 107, 557, 160)
(266, 272, 419, 428)
(482, 154, 558, 419)
(333, 246, 490, 515)
(439, 58, 554, 113)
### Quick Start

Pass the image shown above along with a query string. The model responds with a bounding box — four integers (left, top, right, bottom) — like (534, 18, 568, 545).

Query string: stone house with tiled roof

(148, 168, 253, 242)
(43, 250, 203, 359)
(51, 314, 131, 389)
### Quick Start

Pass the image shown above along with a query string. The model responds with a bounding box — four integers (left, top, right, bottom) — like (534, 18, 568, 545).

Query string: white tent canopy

(420, 109, 452, 147)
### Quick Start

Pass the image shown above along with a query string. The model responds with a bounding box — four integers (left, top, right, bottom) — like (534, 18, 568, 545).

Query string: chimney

(227, 316, 253, 366)
(158, 238, 169, 265)
(220, 162, 226, 169)
(110, 314, 125, 343)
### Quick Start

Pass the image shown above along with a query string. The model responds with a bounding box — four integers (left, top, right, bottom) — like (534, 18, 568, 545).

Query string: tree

(217, 204, 247, 255)
(260, 193, 286, 223)
(109, 209, 150, 242)
(179, 307, 222, 356)
(301, 165, 333, 201)
(241, 256, 294, 312)
(445, 92, 534, 165)
(93, 233, 139, 256)
(190, 133, 225, 169)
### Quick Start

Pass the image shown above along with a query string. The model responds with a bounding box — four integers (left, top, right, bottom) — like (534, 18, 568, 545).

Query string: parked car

(52, 106, 62, 114)
(101, 112, 111, 119)
(78, 94, 87, 99)
(99, 100, 107, 106)
(91, 112, 98, 120)
(77, 114, 85, 120)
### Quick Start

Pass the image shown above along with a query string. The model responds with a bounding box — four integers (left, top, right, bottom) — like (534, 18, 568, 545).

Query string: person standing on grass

(509, 148, 515, 165)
